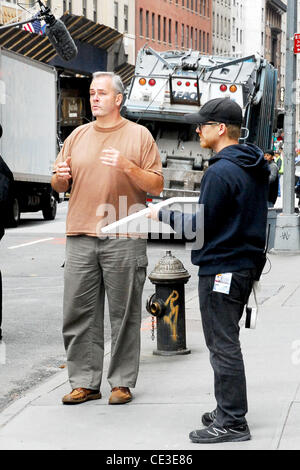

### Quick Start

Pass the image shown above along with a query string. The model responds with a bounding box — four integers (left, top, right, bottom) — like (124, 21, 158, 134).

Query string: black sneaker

(202, 409, 217, 427)
(189, 423, 251, 444)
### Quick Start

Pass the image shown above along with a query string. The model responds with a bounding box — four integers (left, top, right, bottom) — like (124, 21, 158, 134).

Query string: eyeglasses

(197, 122, 221, 131)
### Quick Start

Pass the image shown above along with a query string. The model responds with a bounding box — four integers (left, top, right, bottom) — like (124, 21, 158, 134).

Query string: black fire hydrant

(146, 251, 191, 356)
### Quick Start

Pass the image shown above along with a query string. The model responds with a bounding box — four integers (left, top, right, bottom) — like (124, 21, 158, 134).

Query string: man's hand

(100, 147, 163, 196)
(146, 203, 162, 222)
(55, 156, 72, 181)
(100, 147, 133, 172)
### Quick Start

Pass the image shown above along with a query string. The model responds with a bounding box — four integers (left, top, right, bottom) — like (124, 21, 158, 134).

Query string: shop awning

(0, 13, 123, 64)
(115, 62, 135, 87)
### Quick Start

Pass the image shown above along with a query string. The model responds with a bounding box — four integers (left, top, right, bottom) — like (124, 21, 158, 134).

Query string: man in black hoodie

(148, 98, 269, 444)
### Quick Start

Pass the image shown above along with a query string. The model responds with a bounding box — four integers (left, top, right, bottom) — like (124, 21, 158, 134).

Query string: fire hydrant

(146, 251, 191, 356)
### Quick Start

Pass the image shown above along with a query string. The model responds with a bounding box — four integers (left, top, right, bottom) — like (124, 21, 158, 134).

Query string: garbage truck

(123, 46, 278, 200)
(0, 48, 58, 226)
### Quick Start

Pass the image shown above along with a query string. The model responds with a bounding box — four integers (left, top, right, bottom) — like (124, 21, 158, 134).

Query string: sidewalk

(0, 251, 300, 450)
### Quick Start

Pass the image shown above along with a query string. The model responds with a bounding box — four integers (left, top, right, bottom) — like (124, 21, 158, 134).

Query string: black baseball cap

(185, 97, 243, 126)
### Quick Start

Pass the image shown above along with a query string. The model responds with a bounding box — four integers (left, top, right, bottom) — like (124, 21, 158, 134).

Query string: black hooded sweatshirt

(159, 144, 270, 276)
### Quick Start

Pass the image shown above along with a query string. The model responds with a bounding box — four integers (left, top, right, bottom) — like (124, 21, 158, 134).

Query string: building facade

(243, 0, 265, 57)
(0, 0, 22, 25)
(135, 0, 212, 57)
(230, 0, 245, 57)
(264, 0, 286, 69)
(212, 0, 231, 56)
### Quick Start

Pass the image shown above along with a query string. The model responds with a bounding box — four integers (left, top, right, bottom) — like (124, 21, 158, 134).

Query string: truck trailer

(123, 47, 278, 200)
(0, 48, 57, 226)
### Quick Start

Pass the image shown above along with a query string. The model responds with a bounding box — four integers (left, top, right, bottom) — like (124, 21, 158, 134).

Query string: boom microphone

(46, 18, 78, 61)
(38, 1, 78, 62)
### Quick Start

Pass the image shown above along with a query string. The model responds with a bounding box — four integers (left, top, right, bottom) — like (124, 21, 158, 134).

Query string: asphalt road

(0, 202, 199, 411)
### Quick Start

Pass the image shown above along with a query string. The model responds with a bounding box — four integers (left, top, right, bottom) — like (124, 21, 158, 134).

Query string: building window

(152, 13, 155, 40)
(169, 19, 172, 44)
(163, 17, 166, 43)
(181, 24, 185, 48)
(82, 0, 86, 17)
(186, 25, 189, 48)
(146, 11, 149, 38)
(114, 2, 119, 30)
(124, 5, 128, 33)
(175, 21, 178, 47)
(158, 15, 161, 41)
(68, 1, 72, 14)
(139, 9, 143, 36)
(63, 0, 67, 12)
(93, 0, 97, 22)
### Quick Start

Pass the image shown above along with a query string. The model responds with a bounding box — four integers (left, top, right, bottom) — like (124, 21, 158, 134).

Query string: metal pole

(283, 0, 297, 215)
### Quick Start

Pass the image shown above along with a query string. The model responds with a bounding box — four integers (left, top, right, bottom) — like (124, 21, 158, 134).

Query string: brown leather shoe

(62, 388, 101, 405)
(109, 387, 132, 405)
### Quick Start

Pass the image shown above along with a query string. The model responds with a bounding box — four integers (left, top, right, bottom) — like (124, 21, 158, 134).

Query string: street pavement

(0, 247, 300, 451)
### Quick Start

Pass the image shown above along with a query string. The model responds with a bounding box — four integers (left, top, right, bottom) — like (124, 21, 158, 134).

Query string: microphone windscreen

(46, 19, 78, 62)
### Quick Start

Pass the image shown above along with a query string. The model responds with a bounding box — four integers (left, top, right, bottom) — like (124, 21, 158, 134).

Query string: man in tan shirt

(52, 72, 163, 405)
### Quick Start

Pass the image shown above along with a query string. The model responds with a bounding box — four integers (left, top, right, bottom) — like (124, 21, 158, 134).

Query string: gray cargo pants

(63, 236, 148, 391)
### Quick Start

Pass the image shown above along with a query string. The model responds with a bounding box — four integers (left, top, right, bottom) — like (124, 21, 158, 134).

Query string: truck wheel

(42, 197, 57, 220)
(6, 198, 21, 227)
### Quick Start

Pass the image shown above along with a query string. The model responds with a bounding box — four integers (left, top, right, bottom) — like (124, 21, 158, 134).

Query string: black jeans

(198, 269, 255, 427)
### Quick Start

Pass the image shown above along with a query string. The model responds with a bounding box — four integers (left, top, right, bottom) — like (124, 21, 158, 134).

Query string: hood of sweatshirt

(209, 143, 270, 179)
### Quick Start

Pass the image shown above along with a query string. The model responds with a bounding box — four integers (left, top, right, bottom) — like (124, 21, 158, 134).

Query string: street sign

(294, 34, 300, 53)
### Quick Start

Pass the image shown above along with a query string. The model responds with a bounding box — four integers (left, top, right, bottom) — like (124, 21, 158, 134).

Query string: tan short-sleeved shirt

(55, 118, 162, 237)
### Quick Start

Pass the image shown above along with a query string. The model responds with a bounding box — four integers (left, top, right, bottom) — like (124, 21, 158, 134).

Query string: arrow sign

(294, 33, 300, 53)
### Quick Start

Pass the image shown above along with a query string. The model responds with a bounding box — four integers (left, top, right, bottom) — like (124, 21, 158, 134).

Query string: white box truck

(0, 48, 58, 226)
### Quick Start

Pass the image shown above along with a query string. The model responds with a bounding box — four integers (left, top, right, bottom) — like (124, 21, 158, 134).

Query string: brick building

(135, 0, 212, 58)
